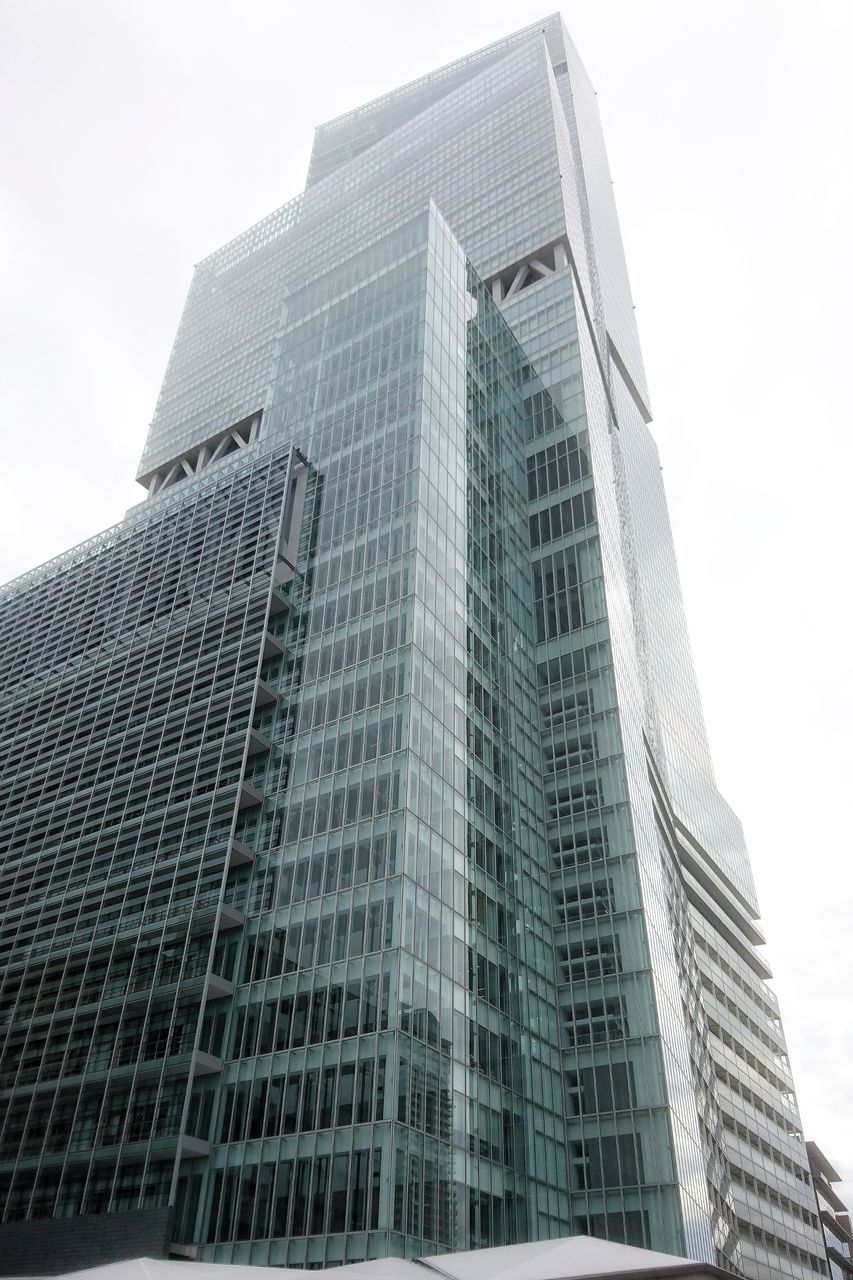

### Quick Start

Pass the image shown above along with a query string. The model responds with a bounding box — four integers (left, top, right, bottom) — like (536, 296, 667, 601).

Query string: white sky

(1, 0, 851, 1203)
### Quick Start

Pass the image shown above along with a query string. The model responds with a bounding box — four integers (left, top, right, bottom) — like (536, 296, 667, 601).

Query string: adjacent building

(0, 15, 827, 1280)
(808, 1144, 853, 1280)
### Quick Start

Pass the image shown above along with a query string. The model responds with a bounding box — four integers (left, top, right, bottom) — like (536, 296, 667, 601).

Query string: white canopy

(16, 1234, 733, 1280)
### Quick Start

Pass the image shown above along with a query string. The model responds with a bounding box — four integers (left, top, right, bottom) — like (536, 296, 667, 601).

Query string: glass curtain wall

(180, 208, 570, 1266)
(0, 446, 298, 1231)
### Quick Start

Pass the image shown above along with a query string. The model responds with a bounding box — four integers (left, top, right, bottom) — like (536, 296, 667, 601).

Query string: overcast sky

(1, 0, 851, 1203)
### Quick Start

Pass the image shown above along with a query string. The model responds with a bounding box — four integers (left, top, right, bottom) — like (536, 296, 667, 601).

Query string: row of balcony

(1, 604, 287, 1157)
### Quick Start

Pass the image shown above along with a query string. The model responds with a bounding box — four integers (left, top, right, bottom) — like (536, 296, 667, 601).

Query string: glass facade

(175, 209, 571, 1264)
(0, 13, 828, 1280)
(0, 444, 304, 1233)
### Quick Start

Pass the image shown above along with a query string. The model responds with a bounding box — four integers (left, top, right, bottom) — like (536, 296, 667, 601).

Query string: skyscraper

(0, 15, 826, 1280)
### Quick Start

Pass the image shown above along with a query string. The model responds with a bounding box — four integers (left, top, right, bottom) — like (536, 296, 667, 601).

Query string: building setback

(0, 15, 827, 1280)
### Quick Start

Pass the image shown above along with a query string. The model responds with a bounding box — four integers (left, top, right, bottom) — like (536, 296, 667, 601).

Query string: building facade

(0, 15, 826, 1280)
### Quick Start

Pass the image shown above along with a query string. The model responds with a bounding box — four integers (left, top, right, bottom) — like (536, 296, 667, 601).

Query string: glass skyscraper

(0, 16, 827, 1280)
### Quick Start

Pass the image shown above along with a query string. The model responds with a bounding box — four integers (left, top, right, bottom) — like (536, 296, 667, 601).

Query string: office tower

(0, 14, 824, 1280)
